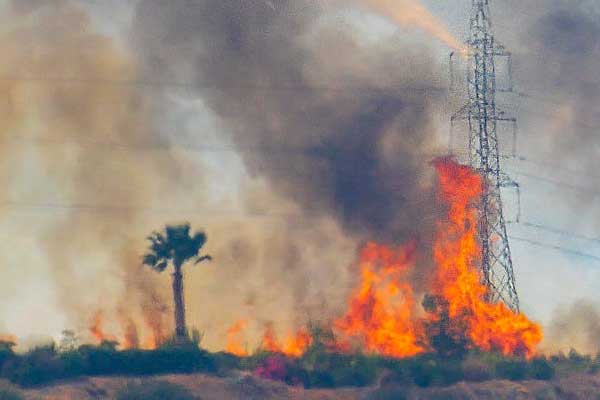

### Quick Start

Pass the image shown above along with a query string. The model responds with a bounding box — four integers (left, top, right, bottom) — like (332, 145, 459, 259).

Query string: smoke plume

(131, 0, 446, 243)
(543, 300, 600, 354)
(126, 0, 453, 348)
(500, 0, 600, 191)
(479, 0, 600, 328)
(10, 0, 581, 352)
(0, 0, 188, 341)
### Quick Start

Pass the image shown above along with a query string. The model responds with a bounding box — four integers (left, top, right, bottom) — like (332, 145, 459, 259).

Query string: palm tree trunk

(172, 262, 187, 340)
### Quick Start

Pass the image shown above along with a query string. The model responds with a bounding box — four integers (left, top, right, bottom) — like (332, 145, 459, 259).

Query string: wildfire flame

(142, 310, 166, 349)
(261, 324, 312, 358)
(119, 314, 140, 350)
(334, 241, 424, 358)
(226, 319, 249, 356)
(228, 158, 541, 359)
(332, 158, 542, 358)
(0, 334, 17, 345)
(218, 158, 542, 358)
(89, 309, 164, 350)
(89, 310, 111, 343)
(91, 159, 541, 359)
(431, 158, 542, 358)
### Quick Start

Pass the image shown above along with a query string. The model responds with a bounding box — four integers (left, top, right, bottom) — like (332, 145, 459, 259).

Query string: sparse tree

(143, 223, 211, 340)
(58, 330, 79, 352)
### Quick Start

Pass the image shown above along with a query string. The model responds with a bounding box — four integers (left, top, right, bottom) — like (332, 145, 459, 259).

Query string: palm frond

(147, 231, 170, 259)
(153, 260, 168, 272)
(142, 253, 158, 266)
(144, 223, 210, 271)
(194, 254, 212, 265)
(166, 223, 190, 244)
(191, 232, 207, 248)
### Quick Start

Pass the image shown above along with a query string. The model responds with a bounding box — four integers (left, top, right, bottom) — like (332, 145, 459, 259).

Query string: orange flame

(89, 310, 108, 343)
(220, 159, 541, 359)
(334, 242, 424, 358)
(141, 291, 168, 349)
(431, 158, 542, 358)
(226, 319, 249, 356)
(142, 313, 165, 350)
(261, 324, 312, 357)
(281, 330, 312, 357)
(262, 324, 280, 353)
(0, 334, 17, 345)
(90, 310, 137, 348)
(119, 315, 140, 349)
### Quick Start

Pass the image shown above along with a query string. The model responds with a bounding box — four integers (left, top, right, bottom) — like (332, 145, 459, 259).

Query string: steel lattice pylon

(451, 0, 520, 312)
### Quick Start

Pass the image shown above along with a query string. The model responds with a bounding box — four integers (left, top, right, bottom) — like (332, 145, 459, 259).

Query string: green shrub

(548, 349, 592, 377)
(238, 350, 273, 371)
(211, 352, 241, 376)
(462, 358, 492, 382)
(0, 342, 15, 373)
(0, 341, 218, 387)
(568, 349, 590, 364)
(321, 354, 378, 387)
(296, 351, 379, 388)
(158, 329, 203, 351)
(405, 356, 463, 387)
(58, 350, 88, 379)
(115, 380, 197, 400)
(495, 358, 527, 381)
(589, 354, 600, 374)
(527, 357, 555, 380)
(2, 345, 64, 387)
(0, 380, 24, 400)
(77, 346, 215, 376)
(0, 334, 571, 390)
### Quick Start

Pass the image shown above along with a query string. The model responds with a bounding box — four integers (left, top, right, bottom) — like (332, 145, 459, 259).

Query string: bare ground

(18, 372, 600, 400)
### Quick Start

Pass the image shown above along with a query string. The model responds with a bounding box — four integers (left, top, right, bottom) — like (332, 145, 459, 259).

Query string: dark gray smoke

(501, 0, 600, 176)
(131, 0, 444, 244)
(490, 0, 600, 328)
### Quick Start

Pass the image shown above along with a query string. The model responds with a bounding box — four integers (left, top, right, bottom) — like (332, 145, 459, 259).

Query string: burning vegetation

(71, 157, 540, 369)
(87, 309, 166, 351)
(2, 0, 584, 393)
(80, 158, 542, 360)
(429, 159, 542, 358)
(334, 241, 424, 358)
(225, 158, 542, 359)
(0, 145, 577, 393)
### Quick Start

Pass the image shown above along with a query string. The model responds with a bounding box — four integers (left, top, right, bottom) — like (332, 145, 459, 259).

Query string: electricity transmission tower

(450, 0, 520, 312)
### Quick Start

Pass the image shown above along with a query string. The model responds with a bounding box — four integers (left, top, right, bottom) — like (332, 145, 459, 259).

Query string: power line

(506, 155, 600, 180)
(510, 236, 600, 263)
(520, 103, 600, 132)
(0, 134, 449, 163)
(3, 133, 599, 201)
(0, 199, 312, 218)
(0, 135, 321, 156)
(520, 221, 600, 244)
(518, 91, 600, 127)
(510, 171, 600, 197)
(0, 75, 446, 95)
(0, 197, 434, 216)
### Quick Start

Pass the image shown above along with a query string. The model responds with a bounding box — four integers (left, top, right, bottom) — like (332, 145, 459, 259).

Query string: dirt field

(15, 371, 600, 400)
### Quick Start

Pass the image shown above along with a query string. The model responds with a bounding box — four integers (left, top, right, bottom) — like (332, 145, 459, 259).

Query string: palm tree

(143, 223, 211, 340)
